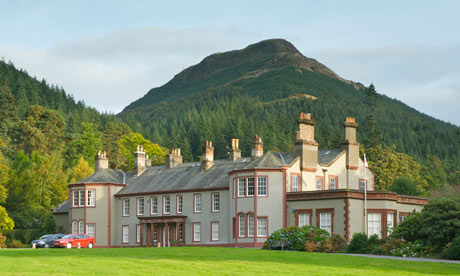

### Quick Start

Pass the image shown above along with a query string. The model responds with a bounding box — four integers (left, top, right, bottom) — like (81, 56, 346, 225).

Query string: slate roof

(116, 159, 250, 196)
(52, 199, 69, 214)
(76, 169, 125, 184)
(318, 148, 345, 165)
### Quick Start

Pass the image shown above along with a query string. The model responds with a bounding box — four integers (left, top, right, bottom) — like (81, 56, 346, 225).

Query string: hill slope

(119, 39, 459, 170)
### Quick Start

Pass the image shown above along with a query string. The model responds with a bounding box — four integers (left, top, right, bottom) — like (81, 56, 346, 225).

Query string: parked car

(31, 234, 65, 248)
(53, 233, 95, 248)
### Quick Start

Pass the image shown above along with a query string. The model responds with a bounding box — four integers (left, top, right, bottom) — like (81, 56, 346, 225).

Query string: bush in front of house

(346, 233, 382, 254)
(389, 240, 427, 257)
(0, 233, 6, 248)
(7, 239, 25, 248)
(442, 236, 460, 260)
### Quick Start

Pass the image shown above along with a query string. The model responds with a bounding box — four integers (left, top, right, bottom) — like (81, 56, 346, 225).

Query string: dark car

(54, 233, 95, 248)
(31, 234, 65, 248)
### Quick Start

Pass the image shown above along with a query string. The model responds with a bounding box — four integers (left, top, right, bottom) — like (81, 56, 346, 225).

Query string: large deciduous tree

(119, 132, 168, 171)
(73, 122, 102, 167)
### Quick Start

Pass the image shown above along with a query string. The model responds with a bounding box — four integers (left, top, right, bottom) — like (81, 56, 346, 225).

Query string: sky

(1, 0, 459, 125)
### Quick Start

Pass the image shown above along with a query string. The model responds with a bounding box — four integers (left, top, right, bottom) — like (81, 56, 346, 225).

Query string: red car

(54, 233, 95, 248)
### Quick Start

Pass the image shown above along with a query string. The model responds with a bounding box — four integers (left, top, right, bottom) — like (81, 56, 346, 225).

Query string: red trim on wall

(229, 168, 283, 175)
(344, 198, 350, 241)
(108, 185, 111, 246)
(115, 186, 228, 197)
(83, 186, 87, 231)
(282, 169, 287, 228)
(253, 171, 257, 245)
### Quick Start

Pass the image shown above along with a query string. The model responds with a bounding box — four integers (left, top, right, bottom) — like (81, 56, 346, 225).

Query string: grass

(0, 247, 459, 276)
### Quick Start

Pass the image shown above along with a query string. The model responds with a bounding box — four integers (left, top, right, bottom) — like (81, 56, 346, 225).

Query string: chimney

(166, 148, 183, 168)
(229, 139, 241, 161)
(201, 141, 214, 171)
(95, 150, 109, 170)
(134, 145, 146, 175)
(294, 113, 319, 171)
(251, 135, 264, 159)
(342, 117, 359, 170)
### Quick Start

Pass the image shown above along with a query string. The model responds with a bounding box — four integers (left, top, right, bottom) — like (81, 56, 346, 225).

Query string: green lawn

(0, 247, 459, 276)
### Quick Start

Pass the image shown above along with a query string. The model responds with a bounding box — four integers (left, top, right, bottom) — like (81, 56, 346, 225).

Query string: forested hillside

(120, 39, 460, 173)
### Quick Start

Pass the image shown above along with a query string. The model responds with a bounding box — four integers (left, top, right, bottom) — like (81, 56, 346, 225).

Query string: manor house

(53, 113, 426, 247)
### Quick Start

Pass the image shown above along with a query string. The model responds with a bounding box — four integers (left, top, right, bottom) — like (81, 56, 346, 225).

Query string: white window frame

(72, 221, 78, 234)
(238, 214, 245, 237)
(177, 195, 183, 214)
(247, 177, 255, 196)
(87, 189, 95, 206)
(211, 222, 219, 241)
(257, 177, 267, 196)
(78, 220, 84, 233)
(368, 212, 382, 238)
(257, 217, 267, 237)
(238, 178, 246, 197)
(122, 199, 129, 216)
(79, 190, 85, 207)
(298, 213, 310, 227)
(86, 224, 95, 238)
(151, 197, 158, 215)
(163, 196, 170, 214)
(136, 224, 141, 243)
(122, 225, 129, 243)
(73, 191, 79, 207)
(137, 198, 144, 216)
(153, 224, 158, 242)
(193, 223, 201, 242)
(319, 212, 332, 234)
(329, 177, 337, 190)
(212, 193, 220, 212)
(387, 213, 394, 234)
(292, 175, 299, 192)
(247, 213, 254, 237)
(194, 194, 202, 213)
(316, 177, 323, 191)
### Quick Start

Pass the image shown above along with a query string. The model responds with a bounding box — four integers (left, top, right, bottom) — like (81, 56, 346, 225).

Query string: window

(247, 177, 255, 196)
(122, 225, 129, 243)
(179, 223, 183, 241)
(247, 213, 254, 237)
(87, 190, 95, 206)
(79, 190, 85, 207)
(387, 213, 394, 235)
(73, 191, 79, 207)
(177, 195, 183, 214)
(298, 213, 310, 227)
(316, 177, 323, 191)
(137, 198, 144, 216)
(359, 180, 366, 191)
(368, 213, 382, 238)
(239, 214, 245, 237)
(72, 221, 78, 233)
(136, 225, 140, 243)
(257, 177, 267, 196)
(193, 223, 201, 242)
(238, 178, 245, 197)
(153, 225, 158, 242)
(151, 197, 157, 215)
(194, 194, 202, 213)
(211, 222, 219, 241)
(123, 199, 130, 216)
(319, 212, 332, 234)
(292, 175, 299, 192)
(329, 176, 337, 190)
(163, 196, 170, 214)
(86, 224, 95, 238)
(257, 217, 267, 237)
(78, 220, 84, 233)
(400, 215, 407, 222)
(212, 193, 220, 212)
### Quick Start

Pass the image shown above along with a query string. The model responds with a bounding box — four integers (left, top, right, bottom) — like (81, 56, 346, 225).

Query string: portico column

(165, 222, 169, 247)
(140, 222, 144, 247)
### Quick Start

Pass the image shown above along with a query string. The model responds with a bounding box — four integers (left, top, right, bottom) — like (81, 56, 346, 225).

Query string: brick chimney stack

(166, 148, 183, 168)
(95, 150, 109, 170)
(229, 139, 241, 161)
(251, 135, 264, 159)
(342, 117, 359, 170)
(294, 112, 319, 171)
(201, 141, 214, 171)
(134, 145, 146, 175)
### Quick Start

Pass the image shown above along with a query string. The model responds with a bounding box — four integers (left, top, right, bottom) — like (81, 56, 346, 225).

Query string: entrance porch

(138, 216, 187, 247)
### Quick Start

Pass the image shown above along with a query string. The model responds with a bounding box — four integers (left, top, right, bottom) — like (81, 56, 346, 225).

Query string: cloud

(311, 45, 460, 125)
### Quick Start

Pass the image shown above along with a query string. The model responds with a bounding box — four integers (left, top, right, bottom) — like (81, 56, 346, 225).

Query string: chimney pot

(166, 147, 183, 169)
(202, 140, 214, 171)
(229, 138, 241, 161)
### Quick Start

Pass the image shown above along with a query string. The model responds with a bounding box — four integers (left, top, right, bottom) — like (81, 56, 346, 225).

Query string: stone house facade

(53, 113, 427, 247)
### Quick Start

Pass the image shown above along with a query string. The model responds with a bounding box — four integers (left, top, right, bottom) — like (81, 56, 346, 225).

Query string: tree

(364, 84, 381, 148)
(390, 176, 421, 196)
(14, 105, 66, 154)
(0, 80, 18, 143)
(0, 138, 13, 230)
(102, 122, 131, 169)
(0, 206, 14, 230)
(422, 155, 447, 190)
(68, 156, 94, 183)
(119, 133, 168, 171)
(73, 122, 102, 167)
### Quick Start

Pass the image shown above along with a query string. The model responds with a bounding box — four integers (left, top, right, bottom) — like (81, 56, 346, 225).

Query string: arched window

(238, 214, 245, 237)
(78, 220, 84, 233)
(72, 221, 78, 234)
(247, 213, 254, 237)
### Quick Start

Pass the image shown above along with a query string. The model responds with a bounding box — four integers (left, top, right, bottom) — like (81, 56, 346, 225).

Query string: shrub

(330, 234, 347, 252)
(347, 233, 370, 253)
(266, 225, 335, 252)
(389, 240, 427, 257)
(0, 233, 6, 248)
(381, 238, 403, 255)
(443, 236, 460, 260)
(8, 239, 24, 248)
